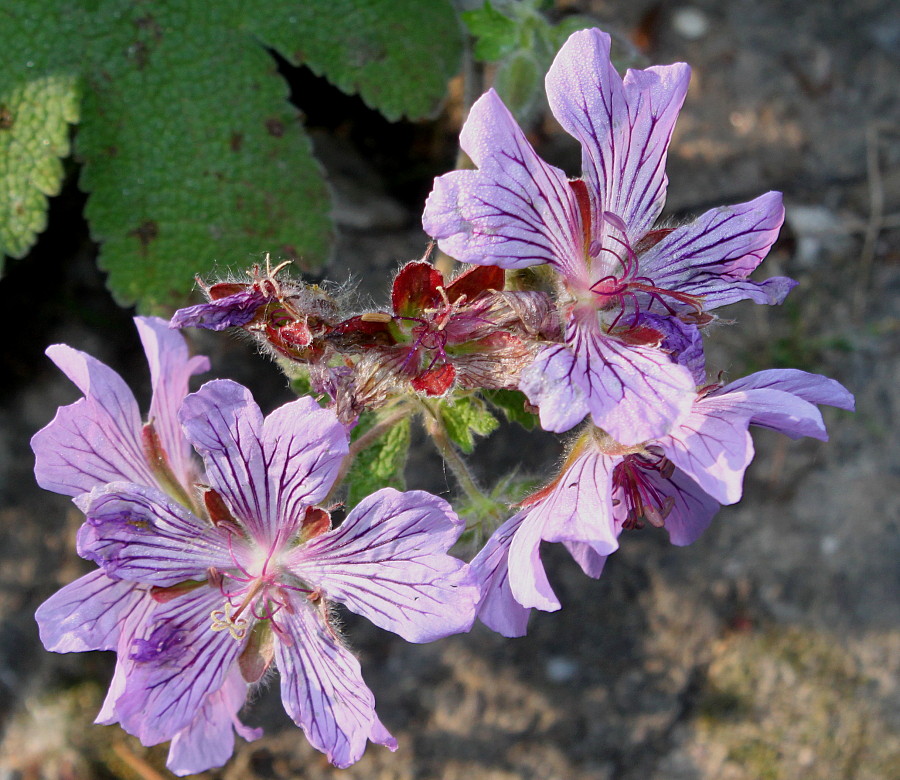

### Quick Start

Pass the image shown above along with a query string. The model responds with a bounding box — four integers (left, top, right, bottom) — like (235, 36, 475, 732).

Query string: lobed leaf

(248, 0, 463, 121)
(481, 388, 538, 430)
(438, 395, 499, 454)
(462, 1, 520, 63)
(77, 1, 331, 313)
(0, 4, 80, 266)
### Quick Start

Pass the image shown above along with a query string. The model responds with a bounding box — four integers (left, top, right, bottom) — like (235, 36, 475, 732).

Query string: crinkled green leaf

(248, 0, 463, 121)
(77, 1, 331, 313)
(481, 388, 537, 430)
(346, 411, 410, 509)
(548, 15, 599, 49)
(493, 49, 542, 122)
(438, 395, 499, 454)
(0, 5, 80, 266)
(462, 1, 519, 62)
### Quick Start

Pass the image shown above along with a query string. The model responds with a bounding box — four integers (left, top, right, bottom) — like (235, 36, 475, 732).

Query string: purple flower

(32, 315, 209, 660)
(31, 319, 260, 775)
(75, 380, 479, 770)
(472, 369, 853, 636)
(423, 28, 794, 443)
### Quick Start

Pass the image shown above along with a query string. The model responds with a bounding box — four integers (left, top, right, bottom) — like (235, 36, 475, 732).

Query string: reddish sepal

(392, 261, 443, 317)
(411, 362, 456, 395)
(445, 264, 505, 304)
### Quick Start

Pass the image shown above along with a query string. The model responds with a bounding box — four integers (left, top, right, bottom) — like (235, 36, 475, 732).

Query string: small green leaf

(438, 395, 499, 454)
(481, 388, 537, 430)
(0, 5, 80, 266)
(548, 15, 599, 49)
(346, 412, 411, 509)
(249, 0, 464, 121)
(462, 1, 519, 62)
(493, 49, 542, 122)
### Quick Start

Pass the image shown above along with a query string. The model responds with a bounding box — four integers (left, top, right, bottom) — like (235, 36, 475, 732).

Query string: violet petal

(294, 488, 478, 643)
(275, 602, 397, 769)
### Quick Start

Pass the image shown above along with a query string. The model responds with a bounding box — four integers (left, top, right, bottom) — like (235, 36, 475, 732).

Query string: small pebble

(672, 7, 710, 40)
(546, 656, 578, 683)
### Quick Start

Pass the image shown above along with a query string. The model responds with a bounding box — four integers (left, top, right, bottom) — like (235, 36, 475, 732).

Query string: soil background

(1, 1, 898, 778)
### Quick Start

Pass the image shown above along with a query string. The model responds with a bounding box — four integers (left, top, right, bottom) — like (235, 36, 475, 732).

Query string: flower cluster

(34, 27, 852, 775)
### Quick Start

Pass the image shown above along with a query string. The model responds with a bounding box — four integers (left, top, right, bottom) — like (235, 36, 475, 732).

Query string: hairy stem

(420, 400, 502, 532)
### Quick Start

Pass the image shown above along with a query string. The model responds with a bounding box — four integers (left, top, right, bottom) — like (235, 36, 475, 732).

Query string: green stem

(421, 401, 490, 515)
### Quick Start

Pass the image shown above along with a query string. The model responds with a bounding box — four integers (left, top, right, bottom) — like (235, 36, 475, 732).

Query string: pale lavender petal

(663, 386, 828, 504)
(32, 345, 153, 496)
(519, 344, 591, 433)
(166, 668, 261, 777)
(721, 369, 855, 411)
(96, 590, 158, 724)
(563, 540, 610, 578)
(116, 586, 243, 745)
(714, 385, 829, 441)
(642, 313, 706, 384)
(504, 450, 620, 613)
(170, 289, 266, 331)
(522, 312, 695, 443)
(179, 380, 271, 541)
(644, 467, 720, 546)
(423, 90, 585, 278)
(546, 28, 690, 239)
(275, 603, 397, 769)
(35, 570, 146, 653)
(293, 489, 477, 643)
(537, 451, 620, 552)
(641, 192, 793, 311)
(658, 395, 756, 505)
(76, 482, 231, 585)
(135, 316, 209, 485)
(471, 513, 531, 637)
(262, 396, 348, 539)
(507, 508, 561, 612)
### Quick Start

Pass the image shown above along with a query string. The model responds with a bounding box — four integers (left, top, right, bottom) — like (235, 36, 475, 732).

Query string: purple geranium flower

(75, 379, 478, 770)
(31, 319, 262, 773)
(472, 369, 853, 636)
(423, 28, 794, 443)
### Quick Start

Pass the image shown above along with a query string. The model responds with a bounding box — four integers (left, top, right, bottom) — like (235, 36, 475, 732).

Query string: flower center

(207, 524, 305, 642)
(566, 179, 705, 333)
(612, 451, 676, 530)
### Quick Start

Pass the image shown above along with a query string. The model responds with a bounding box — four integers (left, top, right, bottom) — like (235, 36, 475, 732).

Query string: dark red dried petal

(445, 263, 505, 304)
(392, 261, 443, 317)
(201, 486, 238, 527)
(329, 314, 397, 351)
(411, 362, 456, 395)
(633, 228, 676, 254)
(616, 325, 664, 347)
(300, 506, 332, 541)
(150, 580, 205, 603)
(207, 282, 251, 300)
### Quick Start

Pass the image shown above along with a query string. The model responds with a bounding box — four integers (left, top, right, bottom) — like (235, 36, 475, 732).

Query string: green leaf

(0, 4, 80, 265)
(438, 395, 499, 454)
(346, 412, 411, 509)
(76, 1, 331, 313)
(481, 388, 537, 430)
(493, 49, 542, 122)
(249, 0, 463, 121)
(462, 1, 519, 63)
(548, 15, 598, 49)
